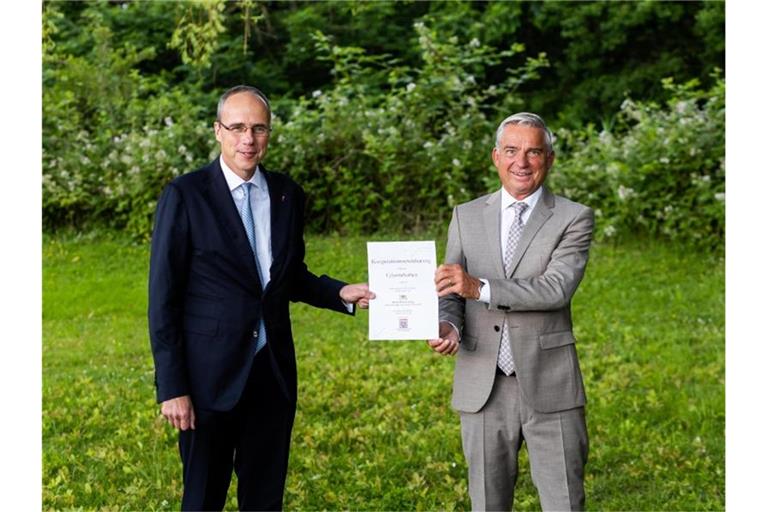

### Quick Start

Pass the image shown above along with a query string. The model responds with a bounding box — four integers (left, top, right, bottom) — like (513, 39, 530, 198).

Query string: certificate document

(367, 241, 438, 340)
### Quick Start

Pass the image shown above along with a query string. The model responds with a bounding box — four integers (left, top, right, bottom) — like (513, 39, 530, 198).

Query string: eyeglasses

(218, 121, 272, 137)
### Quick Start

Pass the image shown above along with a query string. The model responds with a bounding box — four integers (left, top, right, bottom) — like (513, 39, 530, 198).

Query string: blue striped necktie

(238, 182, 267, 354)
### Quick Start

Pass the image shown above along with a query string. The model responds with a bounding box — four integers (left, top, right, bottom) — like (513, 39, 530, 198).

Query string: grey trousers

(459, 373, 588, 511)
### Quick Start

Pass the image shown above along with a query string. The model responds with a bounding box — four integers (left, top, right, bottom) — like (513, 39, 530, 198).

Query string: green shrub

(42, 6, 723, 247)
(42, 6, 216, 239)
(266, 24, 547, 234)
(42, 13, 546, 238)
(549, 72, 725, 247)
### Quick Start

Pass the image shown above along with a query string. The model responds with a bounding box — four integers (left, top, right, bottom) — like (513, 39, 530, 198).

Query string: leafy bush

(43, 5, 216, 239)
(42, 5, 724, 247)
(267, 24, 547, 233)
(549, 72, 725, 247)
(42, 9, 546, 238)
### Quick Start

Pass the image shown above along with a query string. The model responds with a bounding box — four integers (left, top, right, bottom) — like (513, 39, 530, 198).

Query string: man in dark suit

(428, 113, 593, 510)
(148, 85, 373, 511)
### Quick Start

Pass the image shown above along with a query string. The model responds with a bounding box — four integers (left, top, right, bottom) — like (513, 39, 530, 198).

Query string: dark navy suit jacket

(148, 157, 350, 411)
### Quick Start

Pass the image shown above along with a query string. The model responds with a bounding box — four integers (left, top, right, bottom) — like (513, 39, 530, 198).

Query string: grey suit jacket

(440, 186, 594, 414)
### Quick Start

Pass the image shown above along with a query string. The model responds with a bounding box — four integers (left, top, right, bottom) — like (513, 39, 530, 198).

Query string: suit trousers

(179, 346, 296, 511)
(459, 373, 588, 511)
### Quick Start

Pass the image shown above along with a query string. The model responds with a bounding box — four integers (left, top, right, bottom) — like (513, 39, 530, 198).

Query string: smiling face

(492, 124, 555, 200)
(214, 91, 271, 180)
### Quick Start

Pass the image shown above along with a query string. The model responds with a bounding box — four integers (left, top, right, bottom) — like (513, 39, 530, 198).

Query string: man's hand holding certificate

(367, 241, 438, 340)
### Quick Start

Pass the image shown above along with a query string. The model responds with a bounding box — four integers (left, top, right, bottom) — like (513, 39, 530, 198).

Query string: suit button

(494, 325, 500, 332)
(253, 330, 259, 338)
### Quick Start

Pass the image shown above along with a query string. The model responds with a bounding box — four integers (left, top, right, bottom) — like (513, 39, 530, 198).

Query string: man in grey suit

(429, 112, 594, 511)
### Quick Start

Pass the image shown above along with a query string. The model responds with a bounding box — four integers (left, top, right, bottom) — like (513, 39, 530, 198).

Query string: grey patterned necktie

(238, 182, 267, 354)
(497, 201, 529, 375)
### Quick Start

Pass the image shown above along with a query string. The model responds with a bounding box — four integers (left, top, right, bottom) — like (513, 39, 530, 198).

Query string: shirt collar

(500, 185, 542, 212)
(219, 155, 266, 193)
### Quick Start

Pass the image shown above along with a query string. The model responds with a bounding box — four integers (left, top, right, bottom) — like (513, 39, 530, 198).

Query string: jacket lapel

(202, 160, 263, 291)
(482, 190, 506, 279)
(263, 169, 289, 288)
(506, 186, 554, 277)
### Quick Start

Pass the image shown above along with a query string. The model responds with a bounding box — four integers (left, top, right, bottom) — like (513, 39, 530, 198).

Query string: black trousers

(178, 347, 296, 511)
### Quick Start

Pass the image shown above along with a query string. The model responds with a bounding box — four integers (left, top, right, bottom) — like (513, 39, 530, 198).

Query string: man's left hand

(435, 264, 482, 299)
(427, 321, 460, 356)
(340, 283, 376, 309)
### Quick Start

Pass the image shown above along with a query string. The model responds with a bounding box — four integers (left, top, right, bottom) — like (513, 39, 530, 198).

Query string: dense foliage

(551, 74, 725, 245)
(266, 27, 547, 233)
(44, 1, 724, 124)
(42, 1, 725, 245)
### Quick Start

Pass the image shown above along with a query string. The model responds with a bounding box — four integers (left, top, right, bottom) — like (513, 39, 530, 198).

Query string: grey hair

(216, 85, 271, 123)
(494, 112, 553, 153)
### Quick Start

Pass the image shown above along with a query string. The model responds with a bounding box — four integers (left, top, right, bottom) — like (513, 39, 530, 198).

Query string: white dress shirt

(219, 156, 272, 288)
(219, 157, 352, 314)
(477, 186, 542, 303)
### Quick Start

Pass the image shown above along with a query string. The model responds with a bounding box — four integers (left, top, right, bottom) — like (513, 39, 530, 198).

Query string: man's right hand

(427, 321, 460, 356)
(161, 395, 196, 430)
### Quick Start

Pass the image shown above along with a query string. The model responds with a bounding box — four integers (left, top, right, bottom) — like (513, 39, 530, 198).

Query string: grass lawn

(42, 232, 724, 510)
